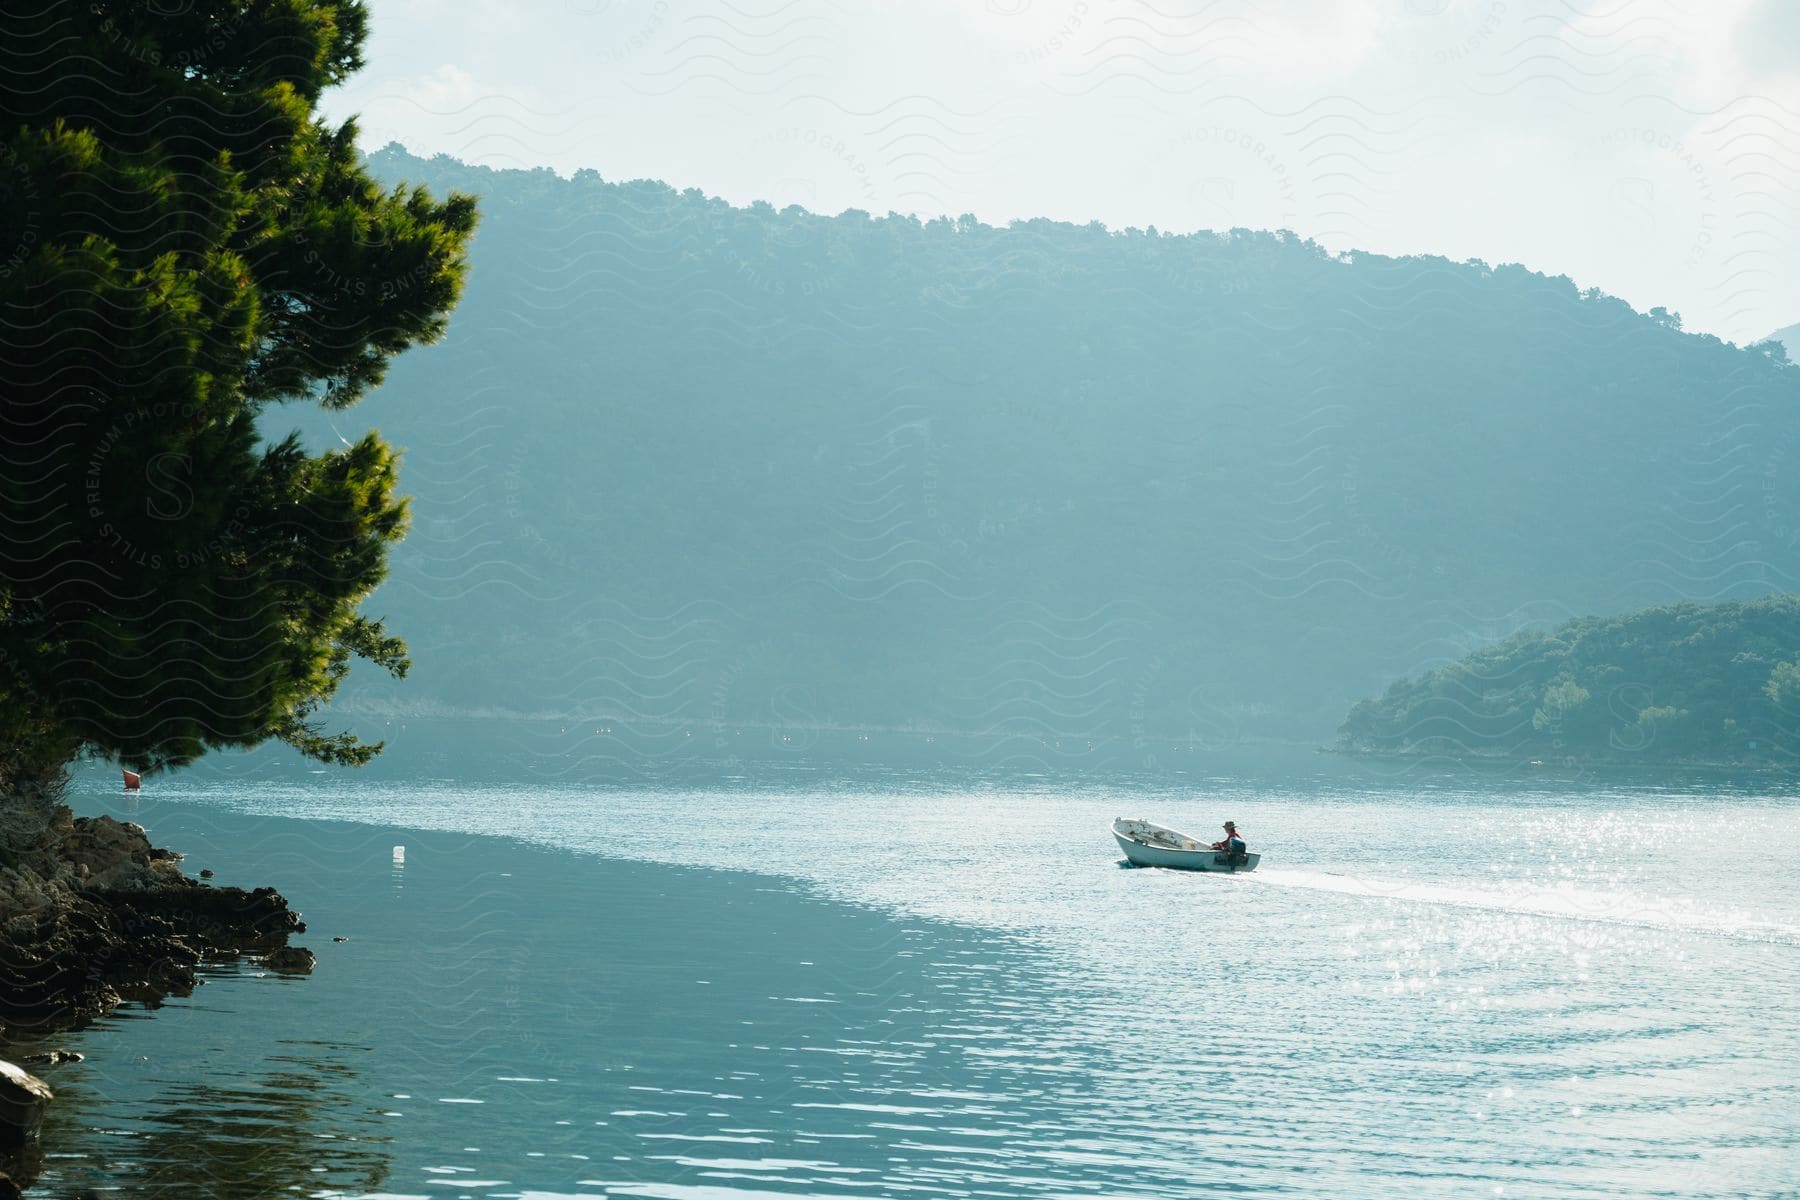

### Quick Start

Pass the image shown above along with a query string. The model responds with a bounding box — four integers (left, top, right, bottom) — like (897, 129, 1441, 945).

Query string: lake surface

(26, 764, 1800, 1198)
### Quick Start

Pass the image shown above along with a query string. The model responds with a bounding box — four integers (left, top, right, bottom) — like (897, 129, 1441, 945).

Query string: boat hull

(1112, 820, 1260, 872)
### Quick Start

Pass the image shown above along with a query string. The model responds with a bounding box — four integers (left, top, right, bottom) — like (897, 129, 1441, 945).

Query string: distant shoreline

(1323, 744, 1800, 783)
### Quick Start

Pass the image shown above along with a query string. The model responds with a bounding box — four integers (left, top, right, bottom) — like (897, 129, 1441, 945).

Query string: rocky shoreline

(0, 794, 310, 1194)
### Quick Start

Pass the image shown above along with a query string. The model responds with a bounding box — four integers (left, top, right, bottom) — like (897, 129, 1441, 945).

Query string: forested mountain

(290, 146, 1800, 766)
(1769, 323, 1800, 355)
(1337, 596, 1800, 766)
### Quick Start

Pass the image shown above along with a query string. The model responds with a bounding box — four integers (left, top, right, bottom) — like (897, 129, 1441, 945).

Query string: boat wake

(1250, 866, 1800, 946)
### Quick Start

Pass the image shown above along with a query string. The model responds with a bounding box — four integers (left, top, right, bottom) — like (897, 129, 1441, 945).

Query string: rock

(0, 1170, 21, 1199)
(199, 869, 214, 879)
(15, 1051, 80, 1067)
(0, 1137, 42, 1194)
(0, 796, 306, 1035)
(263, 946, 316, 974)
(55, 816, 173, 891)
(0, 1062, 52, 1140)
(1, 879, 300, 1031)
(59, 815, 150, 871)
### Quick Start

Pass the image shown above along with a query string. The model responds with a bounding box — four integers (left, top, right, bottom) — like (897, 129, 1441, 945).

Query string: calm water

(25, 766, 1800, 1198)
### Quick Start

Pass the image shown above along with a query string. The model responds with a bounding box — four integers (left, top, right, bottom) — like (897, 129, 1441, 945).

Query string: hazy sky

(323, 0, 1800, 342)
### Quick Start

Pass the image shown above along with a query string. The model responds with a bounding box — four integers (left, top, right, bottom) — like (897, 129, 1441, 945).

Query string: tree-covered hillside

(1337, 596, 1800, 766)
(295, 147, 1800, 764)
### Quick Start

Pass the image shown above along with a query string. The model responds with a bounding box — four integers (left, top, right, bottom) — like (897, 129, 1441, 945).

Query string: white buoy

(392, 845, 406, 865)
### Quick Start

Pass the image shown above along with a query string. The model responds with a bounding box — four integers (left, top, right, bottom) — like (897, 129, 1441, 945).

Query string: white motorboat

(1112, 817, 1260, 872)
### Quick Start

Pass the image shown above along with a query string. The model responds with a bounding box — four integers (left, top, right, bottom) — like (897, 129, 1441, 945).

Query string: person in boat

(1209, 821, 1244, 853)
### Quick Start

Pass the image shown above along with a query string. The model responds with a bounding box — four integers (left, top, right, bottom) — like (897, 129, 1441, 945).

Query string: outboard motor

(1213, 838, 1248, 872)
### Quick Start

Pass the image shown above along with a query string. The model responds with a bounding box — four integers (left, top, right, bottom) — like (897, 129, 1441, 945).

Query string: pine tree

(0, 1, 476, 786)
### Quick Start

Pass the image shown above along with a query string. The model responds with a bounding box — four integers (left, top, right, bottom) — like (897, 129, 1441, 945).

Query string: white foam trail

(1252, 867, 1800, 945)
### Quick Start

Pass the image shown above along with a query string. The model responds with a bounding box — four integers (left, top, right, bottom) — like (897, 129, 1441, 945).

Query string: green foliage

(1531, 680, 1591, 733)
(1765, 660, 1800, 707)
(0, 3, 474, 779)
(1340, 596, 1800, 764)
